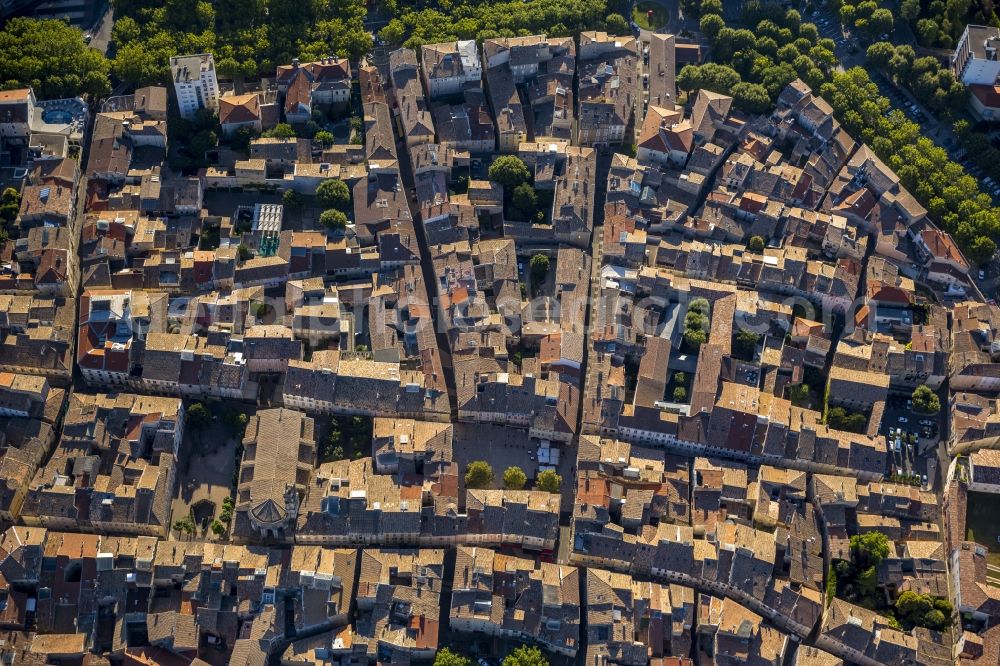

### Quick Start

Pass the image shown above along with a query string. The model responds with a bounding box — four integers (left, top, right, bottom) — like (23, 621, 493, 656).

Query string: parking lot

(881, 392, 940, 488)
(451, 422, 576, 513)
(170, 406, 245, 541)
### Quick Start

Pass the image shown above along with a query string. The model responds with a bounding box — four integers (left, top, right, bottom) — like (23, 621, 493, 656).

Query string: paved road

(87, 3, 114, 56)
(650, 567, 884, 666)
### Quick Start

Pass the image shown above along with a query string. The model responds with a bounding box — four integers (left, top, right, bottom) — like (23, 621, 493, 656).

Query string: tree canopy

(503, 466, 527, 490)
(895, 591, 953, 630)
(509, 183, 539, 222)
(0, 18, 110, 99)
(530, 254, 550, 283)
(850, 531, 890, 568)
(827, 406, 867, 433)
(434, 649, 471, 666)
(911, 384, 940, 414)
(187, 403, 211, 429)
(316, 178, 351, 211)
(319, 208, 348, 230)
(111, 0, 371, 86)
(821, 67, 999, 265)
(489, 155, 531, 190)
(378, 0, 613, 50)
(677, 6, 836, 112)
(465, 461, 494, 489)
(536, 469, 562, 494)
(682, 299, 711, 350)
(502, 646, 550, 666)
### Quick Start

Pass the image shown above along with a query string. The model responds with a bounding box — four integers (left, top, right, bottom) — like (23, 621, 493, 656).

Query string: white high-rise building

(169, 53, 219, 120)
(952, 25, 1000, 86)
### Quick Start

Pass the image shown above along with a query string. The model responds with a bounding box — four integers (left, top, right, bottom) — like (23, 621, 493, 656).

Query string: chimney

(292, 58, 300, 68)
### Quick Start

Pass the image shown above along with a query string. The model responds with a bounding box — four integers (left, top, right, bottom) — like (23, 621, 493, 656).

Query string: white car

(898, 416, 908, 423)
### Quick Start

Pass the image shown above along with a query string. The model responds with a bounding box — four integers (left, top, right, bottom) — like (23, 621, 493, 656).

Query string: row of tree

(866, 42, 966, 116)
(833, 532, 953, 630)
(435, 646, 550, 666)
(464, 460, 563, 493)
(679, 0, 837, 113)
(896, 0, 989, 49)
(820, 67, 999, 264)
(377, 0, 624, 50)
(0, 18, 110, 99)
(110, 0, 371, 87)
(836, 0, 894, 40)
(954, 119, 1000, 188)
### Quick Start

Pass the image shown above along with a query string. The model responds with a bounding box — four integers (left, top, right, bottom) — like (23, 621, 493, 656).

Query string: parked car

(899, 416, 908, 423)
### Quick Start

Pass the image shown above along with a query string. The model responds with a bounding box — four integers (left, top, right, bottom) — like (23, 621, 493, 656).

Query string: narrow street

(393, 135, 458, 417)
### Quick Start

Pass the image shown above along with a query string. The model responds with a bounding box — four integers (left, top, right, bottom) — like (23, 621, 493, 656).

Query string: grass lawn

(633, 1, 669, 29)
(966, 491, 1000, 569)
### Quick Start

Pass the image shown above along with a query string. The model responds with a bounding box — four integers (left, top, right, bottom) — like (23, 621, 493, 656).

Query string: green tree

(503, 466, 527, 489)
(923, 609, 946, 628)
(265, 123, 296, 139)
(856, 565, 878, 598)
(866, 8, 893, 37)
(316, 178, 351, 210)
(282, 189, 303, 210)
(683, 327, 707, 348)
(211, 520, 226, 536)
(173, 515, 195, 537)
(230, 125, 258, 152)
(688, 297, 710, 315)
(729, 80, 780, 114)
(510, 182, 538, 221)
(734, 328, 760, 359)
(314, 130, 335, 147)
(434, 649, 471, 666)
(237, 243, 252, 261)
(896, 590, 933, 622)
(674, 371, 687, 385)
(536, 469, 562, 494)
(319, 208, 348, 230)
(488, 155, 531, 190)
(850, 531, 890, 568)
(701, 0, 723, 15)
(866, 41, 896, 70)
(503, 645, 549, 666)
(530, 253, 550, 283)
(605, 13, 630, 33)
(0, 18, 111, 98)
(700, 13, 726, 40)
(465, 460, 495, 489)
(900, 0, 920, 20)
(677, 63, 741, 95)
(748, 235, 766, 252)
(673, 386, 688, 401)
(220, 496, 235, 523)
(187, 402, 211, 429)
(0, 188, 19, 226)
(912, 384, 940, 414)
(916, 18, 940, 46)
(968, 235, 997, 265)
(789, 383, 810, 407)
(827, 406, 867, 433)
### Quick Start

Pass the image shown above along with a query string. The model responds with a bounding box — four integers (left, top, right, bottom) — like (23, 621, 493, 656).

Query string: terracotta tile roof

(219, 93, 260, 126)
